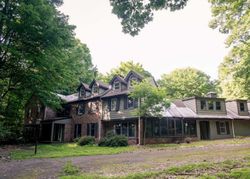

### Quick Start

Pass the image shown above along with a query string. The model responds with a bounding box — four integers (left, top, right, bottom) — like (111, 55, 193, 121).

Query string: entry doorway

(199, 121, 210, 140)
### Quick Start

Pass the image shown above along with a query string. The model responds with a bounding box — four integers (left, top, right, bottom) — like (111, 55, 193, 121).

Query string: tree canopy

(158, 68, 216, 99)
(129, 79, 170, 118)
(209, 0, 250, 99)
(98, 60, 152, 83)
(0, 0, 95, 141)
(110, 0, 188, 36)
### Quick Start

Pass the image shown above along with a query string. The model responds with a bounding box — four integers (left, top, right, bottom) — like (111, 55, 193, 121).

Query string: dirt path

(1, 142, 250, 179)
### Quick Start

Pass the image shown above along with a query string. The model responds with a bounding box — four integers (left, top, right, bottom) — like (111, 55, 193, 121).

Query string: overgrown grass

(11, 143, 137, 160)
(59, 157, 250, 179)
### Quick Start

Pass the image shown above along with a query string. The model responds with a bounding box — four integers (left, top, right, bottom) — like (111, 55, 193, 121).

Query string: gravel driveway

(0, 142, 250, 179)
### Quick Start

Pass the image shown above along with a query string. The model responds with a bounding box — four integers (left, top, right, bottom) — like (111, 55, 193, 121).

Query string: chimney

(206, 92, 217, 98)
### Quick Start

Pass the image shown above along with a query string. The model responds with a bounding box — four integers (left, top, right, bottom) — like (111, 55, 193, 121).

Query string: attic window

(239, 102, 245, 112)
(113, 81, 120, 90)
(92, 84, 98, 94)
(200, 100, 206, 110)
(79, 87, 85, 97)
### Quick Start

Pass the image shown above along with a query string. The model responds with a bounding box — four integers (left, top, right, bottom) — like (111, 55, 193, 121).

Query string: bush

(63, 161, 79, 176)
(73, 137, 80, 143)
(98, 134, 128, 147)
(77, 136, 95, 146)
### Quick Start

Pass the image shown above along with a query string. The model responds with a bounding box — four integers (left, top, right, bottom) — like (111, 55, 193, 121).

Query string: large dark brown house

(24, 71, 250, 144)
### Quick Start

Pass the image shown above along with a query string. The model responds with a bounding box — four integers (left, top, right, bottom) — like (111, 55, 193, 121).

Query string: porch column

(232, 119, 235, 138)
(138, 117, 141, 145)
(98, 120, 102, 140)
(51, 122, 54, 142)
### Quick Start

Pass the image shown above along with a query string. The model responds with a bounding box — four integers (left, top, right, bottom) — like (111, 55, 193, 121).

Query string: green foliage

(98, 61, 152, 83)
(110, 0, 188, 36)
(158, 67, 217, 99)
(129, 79, 170, 117)
(209, 0, 250, 99)
(0, 0, 95, 141)
(99, 133, 128, 147)
(63, 161, 80, 176)
(77, 136, 95, 146)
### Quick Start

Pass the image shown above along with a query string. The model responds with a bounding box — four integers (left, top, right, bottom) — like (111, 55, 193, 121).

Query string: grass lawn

(60, 157, 250, 179)
(11, 143, 137, 160)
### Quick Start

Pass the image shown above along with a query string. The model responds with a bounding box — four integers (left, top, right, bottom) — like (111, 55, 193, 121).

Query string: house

(24, 71, 250, 144)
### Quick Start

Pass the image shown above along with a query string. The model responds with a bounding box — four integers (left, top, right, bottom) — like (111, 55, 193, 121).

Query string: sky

(59, 0, 229, 80)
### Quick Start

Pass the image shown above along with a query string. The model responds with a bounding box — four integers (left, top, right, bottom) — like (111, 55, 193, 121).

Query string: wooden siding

(226, 100, 249, 116)
(234, 120, 250, 136)
(103, 97, 138, 120)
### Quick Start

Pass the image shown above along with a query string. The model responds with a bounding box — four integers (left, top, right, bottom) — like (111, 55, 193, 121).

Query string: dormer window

(79, 87, 85, 97)
(215, 101, 221, 110)
(208, 100, 214, 110)
(78, 103, 85, 115)
(92, 84, 98, 94)
(113, 81, 120, 90)
(239, 102, 246, 112)
(200, 100, 206, 110)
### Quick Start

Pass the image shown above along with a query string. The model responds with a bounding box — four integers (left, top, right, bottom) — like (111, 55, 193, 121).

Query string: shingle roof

(101, 90, 129, 98)
(109, 75, 127, 85)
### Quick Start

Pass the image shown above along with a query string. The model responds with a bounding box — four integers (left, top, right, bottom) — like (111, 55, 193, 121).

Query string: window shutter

(76, 105, 79, 115)
(108, 99, 111, 111)
(226, 122, 230, 134)
(216, 122, 220, 135)
(116, 97, 120, 111)
(124, 96, 128, 109)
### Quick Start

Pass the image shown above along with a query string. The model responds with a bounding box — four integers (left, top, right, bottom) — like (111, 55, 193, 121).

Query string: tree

(158, 68, 216, 99)
(0, 0, 95, 141)
(209, 0, 250, 99)
(110, 0, 188, 36)
(59, 40, 97, 95)
(129, 79, 170, 144)
(98, 60, 152, 83)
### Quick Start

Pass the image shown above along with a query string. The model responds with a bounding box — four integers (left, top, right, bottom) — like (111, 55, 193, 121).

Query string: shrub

(98, 134, 128, 147)
(73, 137, 80, 143)
(63, 161, 79, 176)
(77, 136, 95, 146)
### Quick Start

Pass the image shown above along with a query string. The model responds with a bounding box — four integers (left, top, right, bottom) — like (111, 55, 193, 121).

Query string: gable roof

(124, 70, 144, 82)
(89, 79, 109, 89)
(109, 75, 127, 85)
(77, 83, 91, 91)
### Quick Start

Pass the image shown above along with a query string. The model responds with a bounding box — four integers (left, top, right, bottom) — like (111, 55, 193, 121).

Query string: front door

(199, 121, 210, 140)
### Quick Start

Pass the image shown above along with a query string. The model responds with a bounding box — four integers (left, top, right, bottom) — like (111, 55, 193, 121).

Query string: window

(87, 123, 97, 137)
(113, 81, 120, 90)
(128, 122, 135, 137)
(79, 87, 85, 97)
(200, 100, 206, 110)
(184, 120, 196, 136)
(215, 101, 221, 110)
(92, 84, 98, 94)
(77, 103, 85, 115)
(127, 97, 138, 109)
(114, 122, 136, 137)
(216, 121, 230, 135)
(111, 98, 117, 111)
(74, 124, 81, 138)
(208, 100, 214, 110)
(239, 102, 245, 112)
